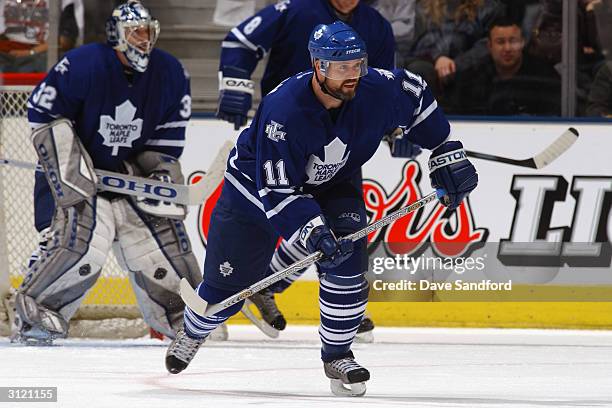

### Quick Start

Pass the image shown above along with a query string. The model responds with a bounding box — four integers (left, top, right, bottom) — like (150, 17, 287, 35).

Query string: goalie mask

(308, 21, 368, 100)
(106, 1, 160, 72)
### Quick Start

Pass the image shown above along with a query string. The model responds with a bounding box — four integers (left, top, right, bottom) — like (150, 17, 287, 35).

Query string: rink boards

(177, 119, 612, 329)
(6, 119, 610, 329)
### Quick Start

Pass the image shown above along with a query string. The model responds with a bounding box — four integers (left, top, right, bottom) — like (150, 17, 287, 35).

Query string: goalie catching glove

(429, 140, 478, 210)
(299, 215, 353, 269)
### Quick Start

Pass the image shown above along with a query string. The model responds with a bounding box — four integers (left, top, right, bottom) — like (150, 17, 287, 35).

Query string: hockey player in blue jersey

(165, 21, 478, 396)
(217, 0, 421, 339)
(217, 0, 396, 131)
(11, 1, 203, 345)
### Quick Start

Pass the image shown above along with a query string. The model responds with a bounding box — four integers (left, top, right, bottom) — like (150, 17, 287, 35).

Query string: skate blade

(240, 300, 280, 339)
(354, 330, 374, 343)
(330, 379, 366, 397)
(208, 323, 229, 341)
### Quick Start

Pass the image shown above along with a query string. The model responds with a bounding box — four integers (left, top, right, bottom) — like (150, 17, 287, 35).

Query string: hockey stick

(0, 141, 234, 206)
(180, 190, 440, 317)
(465, 127, 579, 169)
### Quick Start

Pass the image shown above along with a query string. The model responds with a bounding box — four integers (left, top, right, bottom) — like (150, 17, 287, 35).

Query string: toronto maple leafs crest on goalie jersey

(27, 43, 191, 170)
(223, 68, 450, 242)
(27, 42, 191, 230)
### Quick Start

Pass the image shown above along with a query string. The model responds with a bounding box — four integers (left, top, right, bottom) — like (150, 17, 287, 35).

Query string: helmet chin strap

(314, 68, 347, 102)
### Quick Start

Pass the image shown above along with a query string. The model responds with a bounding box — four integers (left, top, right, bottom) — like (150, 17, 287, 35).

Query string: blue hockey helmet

(308, 21, 368, 80)
(106, 1, 160, 72)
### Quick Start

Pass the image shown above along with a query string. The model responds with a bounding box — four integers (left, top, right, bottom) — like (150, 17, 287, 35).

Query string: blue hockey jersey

(27, 43, 191, 230)
(220, 0, 395, 95)
(28, 43, 191, 168)
(224, 68, 450, 242)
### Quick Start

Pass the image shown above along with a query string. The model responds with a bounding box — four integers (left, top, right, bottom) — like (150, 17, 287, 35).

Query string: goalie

(11, 1, 203, 345)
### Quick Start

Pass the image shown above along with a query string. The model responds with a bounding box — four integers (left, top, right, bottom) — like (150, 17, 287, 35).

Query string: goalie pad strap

(32, 119, 97, 208)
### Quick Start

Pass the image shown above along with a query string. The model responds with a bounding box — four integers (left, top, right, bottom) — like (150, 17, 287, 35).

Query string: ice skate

(242, 289, 286, 338)
(324, 356, 370, 397)
(208, 322, 229, 341)
(354, 316, 375, 343)
(165, 329, 206, 374)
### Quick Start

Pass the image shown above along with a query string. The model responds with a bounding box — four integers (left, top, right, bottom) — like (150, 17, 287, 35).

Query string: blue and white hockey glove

(299, 215, 353, 269)
(390, 132, 422, 159)
(216, 66, 254, 130)
(429, 141, 478, 210)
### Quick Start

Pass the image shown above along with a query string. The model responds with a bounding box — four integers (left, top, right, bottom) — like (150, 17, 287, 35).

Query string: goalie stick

(465, 127, 579, 169)
(180, 190, 440, 318)
(0, 141, 234, 206)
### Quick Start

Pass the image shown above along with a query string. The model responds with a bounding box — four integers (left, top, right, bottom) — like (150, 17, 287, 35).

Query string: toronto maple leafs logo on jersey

(306, 137, 350, 185)
(98, 100, 143, 156)
(265, 120, 286, 142)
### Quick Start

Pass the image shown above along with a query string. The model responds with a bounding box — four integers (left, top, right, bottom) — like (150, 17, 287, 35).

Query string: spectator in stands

(591, 0, 612, 59)
(445, 15, 560, 115)
(586, 61, 612, 117)
(406, 0, 505, 97)
(0, 0, 80, 73)
(82, 0, 120, 44)
(364, 0, 416, 66)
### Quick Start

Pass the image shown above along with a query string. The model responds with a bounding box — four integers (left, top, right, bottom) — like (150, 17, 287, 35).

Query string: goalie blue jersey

(220, 0, 395, 95)
(27, 43, 192, 171)
(27, 42, 191, 231)
(224, 68, 451, 242)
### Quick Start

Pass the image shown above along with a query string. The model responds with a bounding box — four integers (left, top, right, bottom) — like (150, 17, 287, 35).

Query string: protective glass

(319, 57, 368, 80)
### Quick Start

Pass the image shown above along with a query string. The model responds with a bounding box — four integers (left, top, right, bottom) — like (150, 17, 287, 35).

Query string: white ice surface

(1, 326, 612, 408)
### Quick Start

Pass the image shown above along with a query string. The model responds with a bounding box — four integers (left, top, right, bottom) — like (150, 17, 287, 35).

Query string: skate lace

(169, 331, 204, 363)
(330, 358, 363, 374)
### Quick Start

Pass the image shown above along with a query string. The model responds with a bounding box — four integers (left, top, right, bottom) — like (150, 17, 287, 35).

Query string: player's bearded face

(320, 58, 367, 100)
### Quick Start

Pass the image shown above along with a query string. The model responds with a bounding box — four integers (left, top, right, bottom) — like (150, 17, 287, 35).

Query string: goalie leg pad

(113, 199, 202, 339)
(15, 197, 115, 340)
(31, 119, 97, 208)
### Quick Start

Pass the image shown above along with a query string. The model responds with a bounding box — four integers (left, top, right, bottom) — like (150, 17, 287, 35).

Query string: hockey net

(0, 85, 148, 338)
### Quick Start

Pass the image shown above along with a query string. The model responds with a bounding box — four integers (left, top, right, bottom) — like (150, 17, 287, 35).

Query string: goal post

(0, 84, 147, 338)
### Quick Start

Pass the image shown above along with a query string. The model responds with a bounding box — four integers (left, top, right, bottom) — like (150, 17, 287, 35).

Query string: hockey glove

(299, 215, 353, 269)
(429, 141, 478, 210)
(216, 66, 254, 130)
(389, 132, 422, 159)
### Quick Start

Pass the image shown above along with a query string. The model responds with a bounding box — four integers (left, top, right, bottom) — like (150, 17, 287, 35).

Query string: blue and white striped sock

(267, 240, 309, 293)
(318, 274, 369, 362)
(182, 282, 244, 339)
